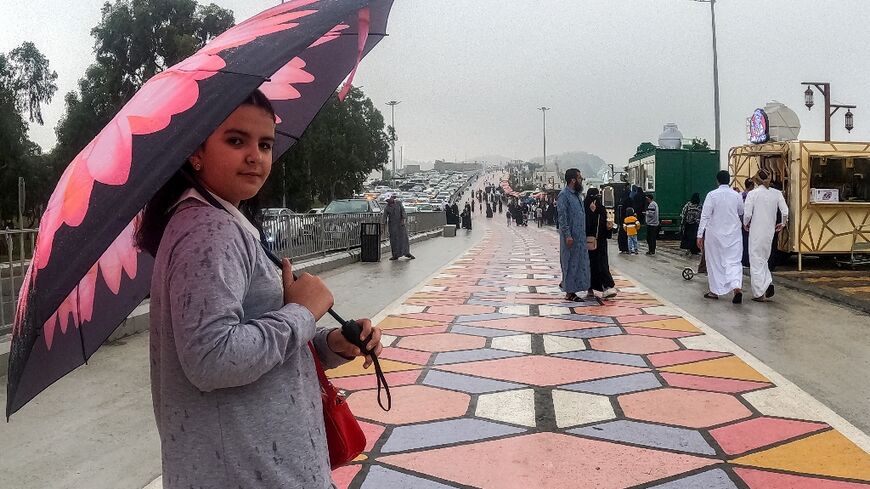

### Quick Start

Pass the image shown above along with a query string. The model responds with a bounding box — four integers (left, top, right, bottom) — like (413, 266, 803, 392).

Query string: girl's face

(191, 104, 276, 206)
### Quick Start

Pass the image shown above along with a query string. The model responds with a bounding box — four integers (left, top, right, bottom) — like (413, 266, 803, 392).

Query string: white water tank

(658, 123, 684, 149)
(764, 101, 801, 141)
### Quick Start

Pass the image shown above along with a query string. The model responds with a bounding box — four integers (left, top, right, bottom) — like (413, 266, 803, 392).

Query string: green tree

(53, 0, 234, 166)
(261, 88, 390, 211)
(0, 43, 56, 222)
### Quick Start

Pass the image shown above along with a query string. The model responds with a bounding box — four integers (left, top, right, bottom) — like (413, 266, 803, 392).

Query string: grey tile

(381, 418, 525, 453)
(550, 327, 623, 339)
(361, 466, 458, 489)
(423, 370, 524, 394)
(555, 350, 647, 368)
(451, 324, 523, 337)
(646, 468, 738, 488)
(433, 349, 525, 365)
(569, 419, 717, 456)
(560, 372, 662, 395)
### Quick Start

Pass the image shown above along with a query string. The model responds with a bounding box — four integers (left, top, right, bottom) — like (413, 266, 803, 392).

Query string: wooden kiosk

(729, 140, 870, 270)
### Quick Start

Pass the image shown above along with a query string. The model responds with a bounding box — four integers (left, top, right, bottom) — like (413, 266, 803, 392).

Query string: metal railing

(1, 229, 37, 336)
(262, 210, 447, 261)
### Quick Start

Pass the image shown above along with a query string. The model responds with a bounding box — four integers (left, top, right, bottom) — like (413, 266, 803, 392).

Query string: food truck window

(810, 157, 870, 202)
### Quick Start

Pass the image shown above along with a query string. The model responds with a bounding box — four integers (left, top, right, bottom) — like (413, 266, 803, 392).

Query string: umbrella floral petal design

(8, 0, 394, 417)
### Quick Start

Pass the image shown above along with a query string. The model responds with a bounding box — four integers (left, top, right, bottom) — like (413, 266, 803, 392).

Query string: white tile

(536, 286, 563, 294)
(392, 304, 426, 314)
(436, 273, 458, 279)
(538, 306, 571, 316)
(380, 334, 398, 347)
(421, 286, 447, 292)
(743, 386, 835, 422)
(491, 334, 532, 353)
(679, 335, 730, 352)
(532, 274, 558, 279)
(642, 306, 682, 316)
(499, 305, 530, 316)
(552, 390, 616, 428)
(506, 274, 529, 279)
(543, 335, 586, 354)
(476, 389, 536, 427)
(504, 286, 531, 293)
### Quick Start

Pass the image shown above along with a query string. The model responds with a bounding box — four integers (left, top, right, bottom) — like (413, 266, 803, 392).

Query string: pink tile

(386, 325, 449, 336)
(660, 372, 772, 394)
(624, 327, 702, 339)
(710, 417, 829, 455)
(331, 369, 421, 392)
(379, 347, 432, 365)
(619, 314, 679, 324)
(399, 333, 487, 352)
(445, 286, 504, 292)
(734, 467, 870, 488)
(581, 305, 644, 317)
(590, 335, 679, 355)
(332, 464, 361, 489)
(399, 313, 456, 323)
(464, 317, 607, 333)
(428, 305, 497, 315)
(358, 420, 386, 452)
(347, 385, 470, 424)
(619, 388, 752, 429)
(648, 350, 731, 367)
(440, 355, 646, 386)
(380, 433, 716, 489)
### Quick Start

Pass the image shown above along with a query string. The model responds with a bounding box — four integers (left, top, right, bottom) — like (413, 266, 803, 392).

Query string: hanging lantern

(804, 86, 815, 110)
(845, 109, 854, 133)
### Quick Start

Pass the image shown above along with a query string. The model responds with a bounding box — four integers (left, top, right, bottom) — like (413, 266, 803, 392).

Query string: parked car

(323, 199, 382, 214)
(307, 207, 324, 214)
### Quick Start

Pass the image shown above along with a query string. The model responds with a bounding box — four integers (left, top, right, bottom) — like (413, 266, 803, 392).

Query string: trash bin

(360, 222, 381, 262)
(442, 224, 457, 237)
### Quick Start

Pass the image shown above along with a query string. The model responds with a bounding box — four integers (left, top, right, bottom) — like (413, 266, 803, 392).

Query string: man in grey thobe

(557, 168, 591, 301)
(384, 196, 415, 261)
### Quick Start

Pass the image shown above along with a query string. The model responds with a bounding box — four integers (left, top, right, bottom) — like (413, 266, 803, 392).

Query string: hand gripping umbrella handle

(181, 170, 391, 411)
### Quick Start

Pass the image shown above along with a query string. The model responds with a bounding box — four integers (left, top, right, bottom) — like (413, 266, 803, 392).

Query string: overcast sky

(2, 0, 868, 167)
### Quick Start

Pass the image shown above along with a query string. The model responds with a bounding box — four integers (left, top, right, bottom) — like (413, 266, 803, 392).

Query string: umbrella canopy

(7, 0, 394, 417)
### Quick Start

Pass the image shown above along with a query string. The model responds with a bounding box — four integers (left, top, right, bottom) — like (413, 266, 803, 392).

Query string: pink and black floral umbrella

(7, 0, 394, 417)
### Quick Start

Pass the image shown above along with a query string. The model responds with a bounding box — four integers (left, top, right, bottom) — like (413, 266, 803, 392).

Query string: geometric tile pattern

(326, 217, 870, 489)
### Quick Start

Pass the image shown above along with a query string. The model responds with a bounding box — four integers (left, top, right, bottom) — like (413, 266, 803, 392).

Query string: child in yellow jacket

(623, 207, 640, 254)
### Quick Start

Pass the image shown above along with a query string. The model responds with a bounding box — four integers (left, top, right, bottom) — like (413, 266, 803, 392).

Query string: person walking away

(140, 90, 384, 489)
(506, 205, 512, 226)
(384, 195, 415, 260)
(680, 193, 702, 254)
(461, 204, 473, 230)
(741, 178, 755, 267)
(743, 170, 788, 302)
(486, 202, 494, 218)
(557, 168, 591, 301)
(617, 196, 631, 253)
(536, 204, 544, 228)
(644, 194, 660, 255)
(585, 188, 617, 298)
(623, 208, 640, 254)
(698, 170, 745, 304)
(498, 198, 503, 214)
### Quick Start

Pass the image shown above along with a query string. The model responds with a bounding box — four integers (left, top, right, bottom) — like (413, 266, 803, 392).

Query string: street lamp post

(538, 107, 550, 170)
(386, 100, 401, 186)
(692, 0, 721, 152)
(802, 82, 857, 140)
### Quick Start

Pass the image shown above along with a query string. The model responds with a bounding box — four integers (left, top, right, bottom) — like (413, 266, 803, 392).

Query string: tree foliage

(53, 0, 234, 166)
(0, 43, 56, 222)
(260, 88, 390, 211)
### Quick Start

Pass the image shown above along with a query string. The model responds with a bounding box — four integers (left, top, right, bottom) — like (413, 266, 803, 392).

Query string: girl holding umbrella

(139, 91, 384, 488)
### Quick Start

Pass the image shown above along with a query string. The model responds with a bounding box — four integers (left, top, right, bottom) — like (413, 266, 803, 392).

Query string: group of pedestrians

(698, 170, 787, 304)
(557, 169, 618, 302)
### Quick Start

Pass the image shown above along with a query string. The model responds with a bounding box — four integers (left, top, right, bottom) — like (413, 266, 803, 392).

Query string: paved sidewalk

(331, 221, 870, 488)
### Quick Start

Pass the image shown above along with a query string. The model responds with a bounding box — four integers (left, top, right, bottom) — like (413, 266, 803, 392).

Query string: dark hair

(744, 178, 755, 190)
(565, 168, 581, 184)
(757, 169, 770, 181)
(626, 207, 635, 216)
(716, 170, 730, 185)
(645, 193, 653, 201)
(136, 90, 276, 256)
(690, 192, 700, 205)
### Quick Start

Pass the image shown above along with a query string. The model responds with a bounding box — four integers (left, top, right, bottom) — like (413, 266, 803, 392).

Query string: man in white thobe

(743, 170, 789, 301)
(698, 171, 745, 304)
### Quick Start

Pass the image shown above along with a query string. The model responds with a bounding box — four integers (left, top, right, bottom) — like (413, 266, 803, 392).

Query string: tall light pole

(386, 100, 401, 186)
(538, 107, 550, 170)
(692, 0, 721, 152)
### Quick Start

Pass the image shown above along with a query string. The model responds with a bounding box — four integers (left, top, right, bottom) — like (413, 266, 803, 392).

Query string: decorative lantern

(804, 86, 815, 110)
(845, 109, 854, 133)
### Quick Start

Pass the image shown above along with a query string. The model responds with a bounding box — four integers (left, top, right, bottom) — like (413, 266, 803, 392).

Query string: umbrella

(7, 0, 394, 417)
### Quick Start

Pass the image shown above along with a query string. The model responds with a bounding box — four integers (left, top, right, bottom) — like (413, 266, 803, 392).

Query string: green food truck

(624, 138, 720, 234)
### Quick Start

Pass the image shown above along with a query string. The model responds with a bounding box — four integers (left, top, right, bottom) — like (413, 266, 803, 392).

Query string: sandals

(732, 292, 743, 304)
(703, 292, 719, 300)
(752, 296, 770, 303)
(565, 293, 583, 302)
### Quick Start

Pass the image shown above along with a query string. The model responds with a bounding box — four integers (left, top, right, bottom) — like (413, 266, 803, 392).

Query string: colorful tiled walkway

(328, 222, 870, 489)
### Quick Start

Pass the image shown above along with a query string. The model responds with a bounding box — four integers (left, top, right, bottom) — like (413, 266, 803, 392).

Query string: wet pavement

(324, 217, 870, 488)
(0, 226, 484, 489)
